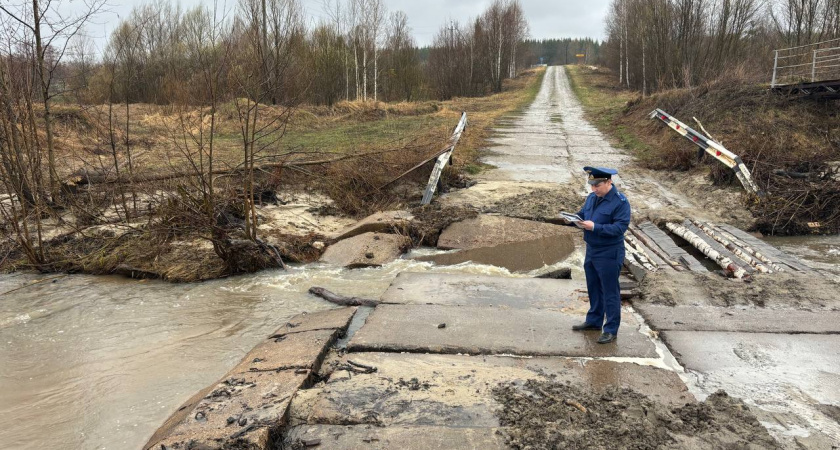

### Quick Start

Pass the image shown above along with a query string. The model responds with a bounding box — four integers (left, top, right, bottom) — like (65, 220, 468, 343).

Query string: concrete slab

(284, 425, 508, 449)
(231, 329, 339, 373)
(636, 304, 840, 334)
(270, 307, 357, 337)
(320, 232, 410, 268)
(348, 304, 657, 358)
(380, 272, 587, 312)
(331, 211, 413, 241)
(149, 370, 306, 449)
(437, 215, 575, 250)
(662, 331, 840, 446)
(145, 310, 356, 449)
(296, 353, 691, 429)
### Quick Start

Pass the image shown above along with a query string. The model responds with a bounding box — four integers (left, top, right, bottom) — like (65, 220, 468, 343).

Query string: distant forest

(522, 39, 604, 66)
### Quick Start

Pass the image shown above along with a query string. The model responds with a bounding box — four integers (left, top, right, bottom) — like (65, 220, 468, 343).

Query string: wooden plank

(638, 222, 708, 272)
(632, 239, 670, 268)
(684, 221, 754, 274)
(628, 224, 680, 271)
(716, 225, 815, 273)
(421, 112, 467, 205)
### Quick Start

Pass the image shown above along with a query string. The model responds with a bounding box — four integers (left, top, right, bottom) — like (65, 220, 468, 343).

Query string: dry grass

(4, 69, 546, 281)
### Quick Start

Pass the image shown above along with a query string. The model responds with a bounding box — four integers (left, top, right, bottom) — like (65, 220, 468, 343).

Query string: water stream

(0, 250, 584, 450)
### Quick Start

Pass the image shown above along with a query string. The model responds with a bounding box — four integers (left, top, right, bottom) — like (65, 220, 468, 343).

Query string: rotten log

(684, 221, 754, 274)
(308, 286, 380, 307)
(665, 222, 749, 279)
(690, 220, 774, 273)
(704, 222, 785, 272)
(716, 224, 815, 273)
(66, 148, 408, 187)
(628, 224, 684, 271)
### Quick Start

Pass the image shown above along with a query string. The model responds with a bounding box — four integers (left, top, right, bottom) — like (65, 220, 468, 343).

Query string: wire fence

(771, 38, 840, 87)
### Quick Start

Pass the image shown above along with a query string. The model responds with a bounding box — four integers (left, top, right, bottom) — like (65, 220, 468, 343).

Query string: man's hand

(577, 220, 595, 231)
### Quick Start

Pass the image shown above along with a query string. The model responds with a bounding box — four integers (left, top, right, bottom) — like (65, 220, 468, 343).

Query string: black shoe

(597, 332, 617, 344)
(572, 322, 601, 331)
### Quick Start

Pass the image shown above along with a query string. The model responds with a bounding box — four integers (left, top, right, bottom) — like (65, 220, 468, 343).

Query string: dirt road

(441, 65, 840, 448)
(447, 66, 753, 228)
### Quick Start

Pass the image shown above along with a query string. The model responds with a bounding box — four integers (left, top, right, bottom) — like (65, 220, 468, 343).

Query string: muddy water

(0, 250, 584, 450)
(764, 234, 840, 280)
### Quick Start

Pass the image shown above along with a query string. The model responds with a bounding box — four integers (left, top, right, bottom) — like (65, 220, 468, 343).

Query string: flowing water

(765, 234, 840, 280)
(0, 250, 584, 450)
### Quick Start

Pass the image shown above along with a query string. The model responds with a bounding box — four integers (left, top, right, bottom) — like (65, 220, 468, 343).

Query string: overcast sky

(81, 0, 610, 51)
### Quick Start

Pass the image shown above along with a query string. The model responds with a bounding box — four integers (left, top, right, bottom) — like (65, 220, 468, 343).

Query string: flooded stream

(0, 251, 583, 450)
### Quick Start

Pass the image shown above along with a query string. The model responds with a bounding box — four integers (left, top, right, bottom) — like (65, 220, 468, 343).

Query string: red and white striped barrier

(650, 108, 762, 195)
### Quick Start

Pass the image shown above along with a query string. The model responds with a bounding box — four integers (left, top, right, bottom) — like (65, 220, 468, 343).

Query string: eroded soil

(493, 379, 780, 450)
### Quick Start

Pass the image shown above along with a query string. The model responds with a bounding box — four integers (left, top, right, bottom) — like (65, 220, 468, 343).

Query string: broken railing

(378, 112, 468, 206)
(771, 38, 840, 87)
(422, 112, 468, 204)
(650, 109, 761, 195)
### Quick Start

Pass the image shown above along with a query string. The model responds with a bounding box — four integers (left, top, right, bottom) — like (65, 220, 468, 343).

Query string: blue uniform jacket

(576, 186, 631, 249)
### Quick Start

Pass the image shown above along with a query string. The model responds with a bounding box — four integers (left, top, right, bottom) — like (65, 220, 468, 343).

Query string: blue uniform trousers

(583, 244, 624, 335)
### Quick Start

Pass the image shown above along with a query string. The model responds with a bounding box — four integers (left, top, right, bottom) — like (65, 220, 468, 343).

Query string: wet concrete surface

(476, 66, 630, 185)
(663, 331, 840, 447)
(283, 352, 691, 447)
(347, 304, 658, 358)
(380, 272, 588, 312)
(635, 304, 840, 334)
(284, 424, 509, 449)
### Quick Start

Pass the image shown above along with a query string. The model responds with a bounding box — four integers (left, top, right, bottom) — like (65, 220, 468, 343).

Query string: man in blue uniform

(568, 167, 631, 344)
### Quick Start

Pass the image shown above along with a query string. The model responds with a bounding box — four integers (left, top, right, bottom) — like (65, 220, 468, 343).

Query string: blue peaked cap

(583, 166, 618, 184)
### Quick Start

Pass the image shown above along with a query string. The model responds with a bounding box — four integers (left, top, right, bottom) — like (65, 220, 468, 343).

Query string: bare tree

(1, 0, 105, 203)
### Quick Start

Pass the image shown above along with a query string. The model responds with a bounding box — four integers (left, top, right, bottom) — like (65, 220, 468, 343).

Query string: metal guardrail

(421, 112, 467, 205)
(771, 38, 840, 87)
(650, 109, 762, 195)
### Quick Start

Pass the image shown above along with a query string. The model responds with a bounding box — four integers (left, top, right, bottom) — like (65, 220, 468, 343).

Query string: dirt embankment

(493, 379, 780, 450)
(569, 66, 840, 236)
(638, 270, 840, 310)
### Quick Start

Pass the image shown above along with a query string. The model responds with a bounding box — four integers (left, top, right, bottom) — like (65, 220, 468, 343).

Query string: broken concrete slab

(380, 272, 587, 312)
(635, 304, 840, 334)
(331, 211, 413, 241)
(270, 307, 357, 337)
(436, 215, 574, 250)
(294, 353, 691, 430)
(284, 424, 508, 449)
(415, 234, 577, 272)
(348, 304, 657, 358)
(148, 370, 306, 450)
(320, 232, 410, 268)
(415, 215, 576, 272)
(231, 329, 339, 373)
(144, 308, 357, 450)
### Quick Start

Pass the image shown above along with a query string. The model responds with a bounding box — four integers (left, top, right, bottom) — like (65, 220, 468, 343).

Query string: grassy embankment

(565, 65, 840, 235)
(4, 68, 546, 281)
